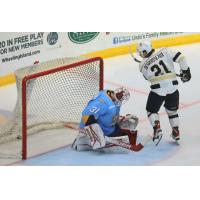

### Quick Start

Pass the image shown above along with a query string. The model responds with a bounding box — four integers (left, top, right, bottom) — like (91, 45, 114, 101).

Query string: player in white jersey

(137, 41, 191, 144)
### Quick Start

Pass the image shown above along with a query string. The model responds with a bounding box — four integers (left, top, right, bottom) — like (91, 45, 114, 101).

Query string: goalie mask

(114, 87, 130, 105)
(137, 41, 152, 58)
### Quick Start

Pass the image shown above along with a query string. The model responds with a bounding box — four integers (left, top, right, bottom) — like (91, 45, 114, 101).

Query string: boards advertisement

(0, 32, 199, 85)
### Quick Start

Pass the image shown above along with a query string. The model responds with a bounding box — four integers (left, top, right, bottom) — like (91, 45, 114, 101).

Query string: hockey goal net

(0, 56, 103, 159)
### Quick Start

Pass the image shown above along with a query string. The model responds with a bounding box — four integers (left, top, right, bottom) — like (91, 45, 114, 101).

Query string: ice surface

(1, 43, 200, 166)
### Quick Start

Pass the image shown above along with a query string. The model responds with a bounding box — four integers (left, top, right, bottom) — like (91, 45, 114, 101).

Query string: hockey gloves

(180, 68, 191, 83)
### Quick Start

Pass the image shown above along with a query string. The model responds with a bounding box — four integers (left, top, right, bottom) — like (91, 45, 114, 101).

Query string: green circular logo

(68, 32, 99, 44)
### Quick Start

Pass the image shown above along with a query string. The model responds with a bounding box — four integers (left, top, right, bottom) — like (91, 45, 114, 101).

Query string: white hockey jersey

(139, 48, 188, 96)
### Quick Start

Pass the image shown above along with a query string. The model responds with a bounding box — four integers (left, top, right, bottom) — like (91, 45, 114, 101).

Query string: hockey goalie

(72, 87, 151, 152)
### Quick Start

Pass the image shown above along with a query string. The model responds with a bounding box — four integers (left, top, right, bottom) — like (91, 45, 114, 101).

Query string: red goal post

(0, 56, 104, 159)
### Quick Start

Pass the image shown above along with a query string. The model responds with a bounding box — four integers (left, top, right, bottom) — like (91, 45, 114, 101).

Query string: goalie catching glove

(117, 114, 151, 150)
(118, 114, 139, 131)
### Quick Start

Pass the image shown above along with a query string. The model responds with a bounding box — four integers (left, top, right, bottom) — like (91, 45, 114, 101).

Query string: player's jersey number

(151, 60, 171, 76)
(89, 106, 100, 113)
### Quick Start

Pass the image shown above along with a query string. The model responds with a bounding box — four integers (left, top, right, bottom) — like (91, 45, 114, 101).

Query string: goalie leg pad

(84, 123, 106, 150)
(72, 132, 92, 151)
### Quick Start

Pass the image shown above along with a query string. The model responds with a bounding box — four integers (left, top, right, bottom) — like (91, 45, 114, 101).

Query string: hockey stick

(65, 122, 151, 152)
(129, 45, 142, 63)
(176, 74, 182, 77)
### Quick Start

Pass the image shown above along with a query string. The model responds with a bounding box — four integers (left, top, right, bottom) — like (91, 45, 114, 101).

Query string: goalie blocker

(72, 114, 151, 152)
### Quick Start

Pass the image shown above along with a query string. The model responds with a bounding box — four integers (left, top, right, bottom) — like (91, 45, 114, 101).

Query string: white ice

(0, 43, 200, 165)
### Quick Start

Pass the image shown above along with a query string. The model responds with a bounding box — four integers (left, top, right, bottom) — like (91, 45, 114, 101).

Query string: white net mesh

(0, 56, 103, 157)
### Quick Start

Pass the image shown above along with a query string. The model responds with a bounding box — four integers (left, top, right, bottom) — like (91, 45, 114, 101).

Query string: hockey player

(136, 41, 191, 144)
(72, 87, 147, 151)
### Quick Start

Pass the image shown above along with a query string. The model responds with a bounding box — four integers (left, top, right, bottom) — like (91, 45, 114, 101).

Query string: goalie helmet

(114, 87, 130, 105)
(137, 41, 152, 58)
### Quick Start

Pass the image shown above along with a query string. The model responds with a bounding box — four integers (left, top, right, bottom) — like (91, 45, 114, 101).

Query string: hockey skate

(152, 121, 163, 146)
(171, 127, 180, 144)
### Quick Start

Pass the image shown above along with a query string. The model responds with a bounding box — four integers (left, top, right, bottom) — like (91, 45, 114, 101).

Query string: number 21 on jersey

(151, 60, 171, 76)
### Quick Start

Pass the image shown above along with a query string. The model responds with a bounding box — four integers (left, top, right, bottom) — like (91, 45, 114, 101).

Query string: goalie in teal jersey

(79, 89, 126, 136)
(72, 87, 148, 152)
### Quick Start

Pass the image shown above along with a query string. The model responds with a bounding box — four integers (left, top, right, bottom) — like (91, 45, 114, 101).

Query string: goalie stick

(105, 135, 151, 152)
(129, 45, 182, 77)
(65, 122, 151, 152)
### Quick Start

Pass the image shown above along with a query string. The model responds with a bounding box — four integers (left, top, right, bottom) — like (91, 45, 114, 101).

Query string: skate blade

(154, 133, 163, 146)
(174, 139, 180, 145)
(171, 135, 180, 145)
